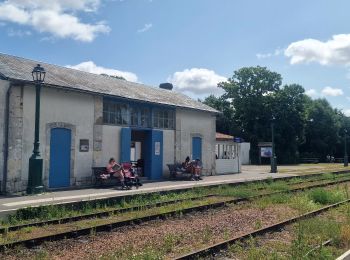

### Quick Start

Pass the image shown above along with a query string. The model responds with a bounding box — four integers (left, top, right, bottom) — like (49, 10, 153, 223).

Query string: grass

(308, 188, 345, 205)
(2, 180, 350, 259)
(2, 172, 350, 228)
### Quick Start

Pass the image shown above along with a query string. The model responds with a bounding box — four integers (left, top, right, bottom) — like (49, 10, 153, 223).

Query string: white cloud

(321, 86, 344, 97)
(0, 0, 109, 42)
(167, 68, 227, 96)
(344, 109, 350, 117)
(66, 61, 138, 82)
(305, 89, 318, 98)
(256, 48, 283, 59)
(285, 34, 350, 65)
(137, 23, 152, 33)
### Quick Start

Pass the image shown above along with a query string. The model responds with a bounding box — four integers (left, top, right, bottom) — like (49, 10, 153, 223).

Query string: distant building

(215, 132, 241, 174)
(0, 53, 218, 193)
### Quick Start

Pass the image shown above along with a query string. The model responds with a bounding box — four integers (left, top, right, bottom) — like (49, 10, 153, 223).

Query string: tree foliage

(203, 66, 349, 164)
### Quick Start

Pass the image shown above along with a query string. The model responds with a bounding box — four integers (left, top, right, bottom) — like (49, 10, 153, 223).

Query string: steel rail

(0, 177, 350, 251)
(1, 174, 349, 234)
(174, 199, 350, 259)
(0, 194, 217, 234)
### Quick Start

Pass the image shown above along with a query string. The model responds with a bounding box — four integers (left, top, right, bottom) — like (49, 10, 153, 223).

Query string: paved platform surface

(0, 169, 297, 216)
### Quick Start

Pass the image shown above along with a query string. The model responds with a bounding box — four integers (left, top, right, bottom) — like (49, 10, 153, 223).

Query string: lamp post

(271, 115, 277, 173)
(27, 64, 45, 194)
(345, 129, 348, 167)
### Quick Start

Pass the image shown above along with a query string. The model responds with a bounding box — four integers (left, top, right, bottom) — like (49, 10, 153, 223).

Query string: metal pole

(345, 130, 348, 167)
(27, 83, 44, 194)
(271, 120, 277, 173)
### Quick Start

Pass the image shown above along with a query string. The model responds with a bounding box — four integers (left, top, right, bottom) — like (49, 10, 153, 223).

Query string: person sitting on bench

(182, 156, 192, 172)
(106, 158, 126, 188)
(189, 158, 202, 181)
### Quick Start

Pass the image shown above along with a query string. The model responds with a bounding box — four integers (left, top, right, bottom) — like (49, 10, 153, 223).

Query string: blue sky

(0, 0, 350, 114)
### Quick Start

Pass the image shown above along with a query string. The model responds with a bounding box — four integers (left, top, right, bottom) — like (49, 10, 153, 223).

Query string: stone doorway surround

(44, 122, 76, 189)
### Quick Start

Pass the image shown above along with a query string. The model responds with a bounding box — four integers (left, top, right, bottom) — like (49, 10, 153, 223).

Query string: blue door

(192, 137, 202, 160)
(120, 127, 131, 163)
(49, 128, 71, 188)
(144, 130, 163, 180)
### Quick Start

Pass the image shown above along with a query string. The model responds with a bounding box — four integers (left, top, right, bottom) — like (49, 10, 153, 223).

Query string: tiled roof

(216, 132, 234, 141)
(0, 53, 218, 113)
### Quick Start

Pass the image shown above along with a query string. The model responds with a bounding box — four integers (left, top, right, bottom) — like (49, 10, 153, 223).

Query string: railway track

(174, 198, 350, 259)
(2, 172, 347, 234)
(1, 173, 349, 234)
(0, 174, 349, 251)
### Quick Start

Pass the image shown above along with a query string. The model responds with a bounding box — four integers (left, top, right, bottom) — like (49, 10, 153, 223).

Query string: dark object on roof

(159, 83, 173, 90)
(0, 53, 218, 113)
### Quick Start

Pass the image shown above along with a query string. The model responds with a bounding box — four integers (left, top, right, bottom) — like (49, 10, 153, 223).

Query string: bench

(92, 167, 119, 187)
(299, 158, 319, 164)
(167, 163, 192, 179)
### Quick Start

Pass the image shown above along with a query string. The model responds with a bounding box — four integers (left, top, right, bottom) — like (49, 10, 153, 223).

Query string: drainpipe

(2, 83, 11, 194)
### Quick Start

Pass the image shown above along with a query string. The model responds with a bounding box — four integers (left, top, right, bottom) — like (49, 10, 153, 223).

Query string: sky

(0, 0, 350, 115)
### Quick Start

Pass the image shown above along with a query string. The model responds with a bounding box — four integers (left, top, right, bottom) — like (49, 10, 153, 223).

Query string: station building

(0, 53, 218, 194)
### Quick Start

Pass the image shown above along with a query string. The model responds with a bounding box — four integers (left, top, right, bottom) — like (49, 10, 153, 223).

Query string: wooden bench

(167, 163, 192, 179)
(299, 158, 319, 164)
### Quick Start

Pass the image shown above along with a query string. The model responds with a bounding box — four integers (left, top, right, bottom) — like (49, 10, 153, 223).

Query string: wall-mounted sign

(261, 147, 272, 158)
(79, 139, 89, 152)
(234, 137, 243, 143)
(155, 142, 160, 155)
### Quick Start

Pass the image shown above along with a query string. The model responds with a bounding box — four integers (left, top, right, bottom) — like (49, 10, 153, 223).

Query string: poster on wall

(261, 147, 272, 158)
(155, 142, 160, 155)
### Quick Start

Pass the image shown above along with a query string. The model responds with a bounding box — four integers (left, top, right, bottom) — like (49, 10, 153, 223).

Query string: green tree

(218, 66, 282, 163)
(272, 84, 306, 163)
(300, 98, 343, 160)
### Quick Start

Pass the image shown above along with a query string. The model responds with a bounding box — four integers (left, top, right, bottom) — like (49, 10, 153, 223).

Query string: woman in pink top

(106, 158, 126, 188)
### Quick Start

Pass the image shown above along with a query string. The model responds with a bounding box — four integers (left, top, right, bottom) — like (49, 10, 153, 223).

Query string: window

(103, 99, 174, 129)
(140, 108, 150, 127)
(130, 107, 139, 126)
(216, 143, 237, 159)
(103, 101, 128, 125)
(153, 109, 174, 129)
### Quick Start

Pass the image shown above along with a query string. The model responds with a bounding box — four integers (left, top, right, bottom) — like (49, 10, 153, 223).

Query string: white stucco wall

(21, 86, 95, 189)
(175, 108, 216, 175)
(216, 159, 239, 174)
(101, 125, 122, 165)
(0, 79, 10, 192)
(215, 141, 241, 174)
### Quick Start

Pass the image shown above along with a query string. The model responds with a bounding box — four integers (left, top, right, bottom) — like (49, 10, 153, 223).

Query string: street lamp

(27, 64, 45, 194)
(344, 129, 348, 167)
(271, 115, 277, 173)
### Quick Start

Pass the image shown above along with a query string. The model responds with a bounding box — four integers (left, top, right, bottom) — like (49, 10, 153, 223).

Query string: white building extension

(215, 133, 241, 174)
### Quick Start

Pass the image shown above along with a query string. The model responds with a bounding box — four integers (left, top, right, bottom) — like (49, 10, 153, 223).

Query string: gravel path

(1, 204, 297, 260)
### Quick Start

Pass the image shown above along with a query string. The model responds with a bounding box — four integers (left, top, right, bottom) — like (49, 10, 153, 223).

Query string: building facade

(0, 54, 217, 194)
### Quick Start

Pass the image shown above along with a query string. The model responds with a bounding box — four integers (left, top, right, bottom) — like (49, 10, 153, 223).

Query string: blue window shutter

(120, 127, 131, 163)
